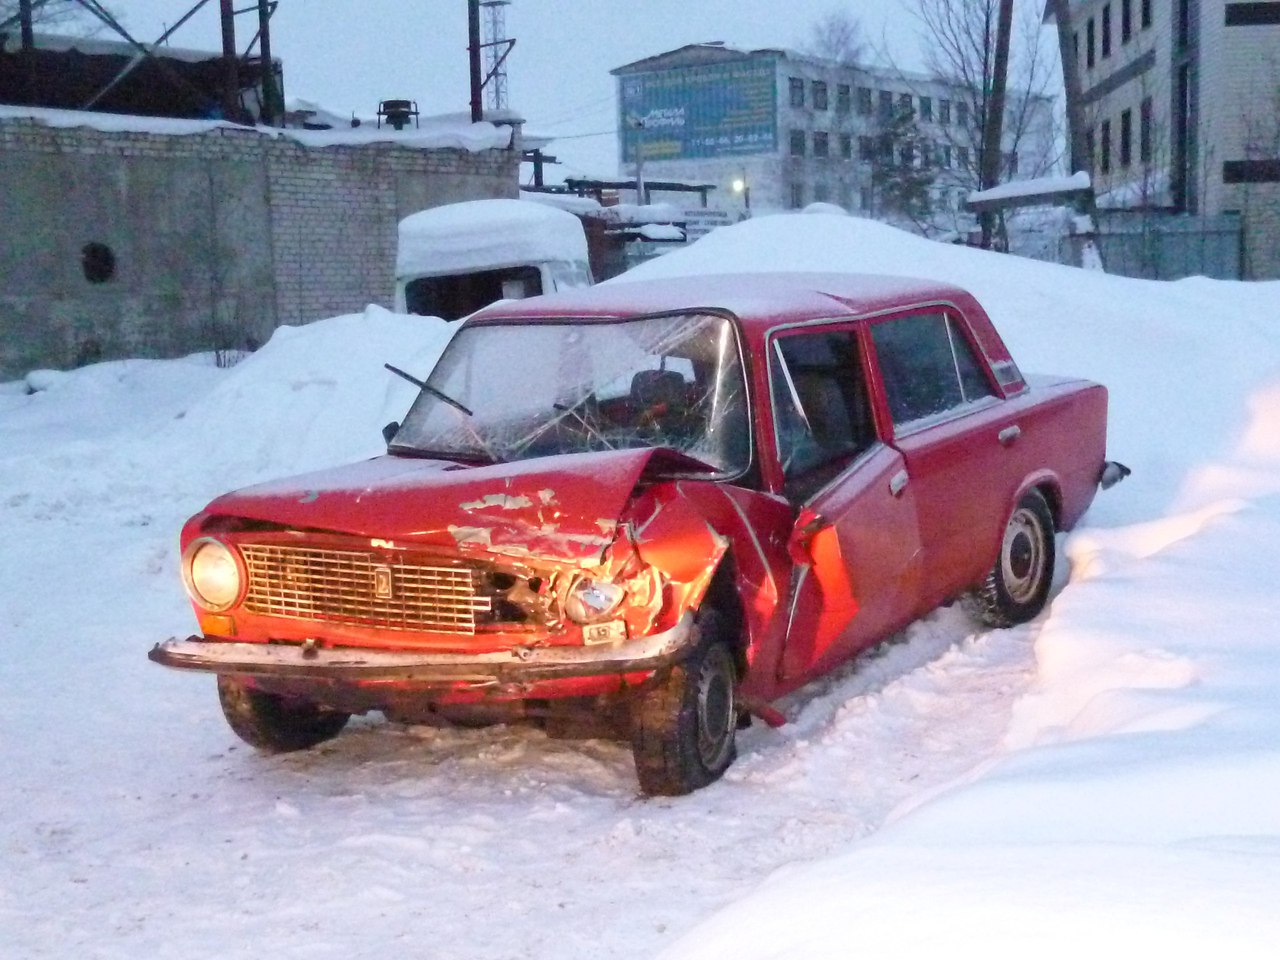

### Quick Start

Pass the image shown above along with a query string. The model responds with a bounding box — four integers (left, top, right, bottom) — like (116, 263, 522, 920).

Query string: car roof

(467, 271, 972, 334)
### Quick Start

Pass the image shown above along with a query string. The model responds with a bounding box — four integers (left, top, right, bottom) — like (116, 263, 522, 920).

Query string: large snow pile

(622, 214, 1280, 957)
(2, 213, 1279, 959)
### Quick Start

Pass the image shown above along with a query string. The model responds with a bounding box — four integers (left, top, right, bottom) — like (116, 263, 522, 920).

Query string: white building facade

(1067, 0, 1280, 277)
(611, 44, 1057, 231)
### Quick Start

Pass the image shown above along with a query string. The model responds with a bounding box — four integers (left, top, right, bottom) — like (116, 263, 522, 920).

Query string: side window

(770, 329, 876, 499)
(870, 312, 995, 429)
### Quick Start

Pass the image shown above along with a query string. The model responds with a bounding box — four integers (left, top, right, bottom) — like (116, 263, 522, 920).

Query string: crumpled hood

(203, 447, 712, 565)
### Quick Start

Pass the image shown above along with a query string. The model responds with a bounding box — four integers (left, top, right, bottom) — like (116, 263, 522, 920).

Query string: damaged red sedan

(151, 273, 1125, 795)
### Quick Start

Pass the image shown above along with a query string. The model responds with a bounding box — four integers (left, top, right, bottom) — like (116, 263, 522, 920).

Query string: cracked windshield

(392, 313, 750, 473)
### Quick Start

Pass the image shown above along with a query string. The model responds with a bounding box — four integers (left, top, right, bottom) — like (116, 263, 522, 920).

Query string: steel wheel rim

(695, 646, 735, 770)
(1001, 506, 1046, 604)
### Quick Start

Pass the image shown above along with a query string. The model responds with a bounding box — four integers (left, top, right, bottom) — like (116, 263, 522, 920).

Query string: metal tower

(480, 0, 511, 111)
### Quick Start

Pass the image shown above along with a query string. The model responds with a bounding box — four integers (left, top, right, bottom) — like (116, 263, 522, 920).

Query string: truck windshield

(391, 312, 751, 475)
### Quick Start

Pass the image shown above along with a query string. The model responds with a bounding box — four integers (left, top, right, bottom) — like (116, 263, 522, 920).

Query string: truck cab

(394, 198, 593, 321)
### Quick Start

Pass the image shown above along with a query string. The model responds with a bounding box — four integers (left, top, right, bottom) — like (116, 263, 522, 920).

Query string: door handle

(998, 425, 1022, 446)
(889, 469, 909, 497)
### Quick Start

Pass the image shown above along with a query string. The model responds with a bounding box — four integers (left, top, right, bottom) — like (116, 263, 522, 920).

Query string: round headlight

(182, 538, 244, 611)
(563, 578, 626, 624)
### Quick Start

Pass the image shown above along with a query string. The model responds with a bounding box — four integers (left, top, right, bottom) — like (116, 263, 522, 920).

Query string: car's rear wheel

(630, 610, 738, 796)
(970, 489, 1056, 627)
(217, 676, 350, 752)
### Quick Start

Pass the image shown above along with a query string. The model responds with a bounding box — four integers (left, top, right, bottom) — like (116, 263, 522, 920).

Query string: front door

(766, 325, 924, 685)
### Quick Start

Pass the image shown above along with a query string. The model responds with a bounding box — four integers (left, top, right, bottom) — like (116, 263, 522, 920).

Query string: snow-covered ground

(2, 214, 1278, 958)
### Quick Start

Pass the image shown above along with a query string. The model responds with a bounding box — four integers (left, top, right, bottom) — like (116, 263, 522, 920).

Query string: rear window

(870, 312, 995, 429)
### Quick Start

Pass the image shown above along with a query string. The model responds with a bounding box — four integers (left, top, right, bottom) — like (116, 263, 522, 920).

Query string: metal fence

(1085, 211, 1243, 280)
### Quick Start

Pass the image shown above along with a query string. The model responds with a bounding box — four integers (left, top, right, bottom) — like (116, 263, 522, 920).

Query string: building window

(813, 81, 829, 111)
(1087, 18, 1096, 68)
(789, 77, 805, 108)
(956, 145, 970, 168)
(859, 135, 875, 161)
(939, 99, 951, 124)
(790, 129, 806, 156)
(899, 143, 914, 166)
(1122, 0, 1133, 43)
(790, 183, 805, 208)
(1140, 96, 1153, 164)
(840, 133, 853, 159)
(942, 144, 953, 168)
(856, 86, 873, 115)
(1120, 108, 1132, 167)
(898, 92, 913, 115)
(1142, 0, 1152, 29)
(878, 90, 894, 120)
(1085, 129, 1096, 173)
(956, 100, 969, 127)
(860, 185, 873, 210)
(919, 96, 933, 122)
(1102, 4, 1112, 58)
(837, 83, 851, 112)
(814, 131, 830, 158)
(1100, 118, 1112, 174)
(839, 181, 853, 209)
(813, 182, 830, 202)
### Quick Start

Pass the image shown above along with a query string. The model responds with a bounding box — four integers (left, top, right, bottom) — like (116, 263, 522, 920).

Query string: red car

(152, 272, 1125, 795)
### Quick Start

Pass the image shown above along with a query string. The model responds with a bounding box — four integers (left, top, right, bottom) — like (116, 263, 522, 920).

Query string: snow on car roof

(469, 271, 970, 331)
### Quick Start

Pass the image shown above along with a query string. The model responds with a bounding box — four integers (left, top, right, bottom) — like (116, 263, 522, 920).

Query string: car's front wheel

(970, 489, 1056, 627)
(217, 676, 350, 752)
(630, 611, 738, 796)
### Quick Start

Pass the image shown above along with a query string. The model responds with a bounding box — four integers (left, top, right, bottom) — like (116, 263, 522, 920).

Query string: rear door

(768, 324, 924, 685)
(866, 308, 1021, 605)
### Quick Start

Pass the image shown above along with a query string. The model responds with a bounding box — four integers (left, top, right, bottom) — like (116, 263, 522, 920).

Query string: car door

(767, 324, 925, 685)
(867, 308, 1021, 606)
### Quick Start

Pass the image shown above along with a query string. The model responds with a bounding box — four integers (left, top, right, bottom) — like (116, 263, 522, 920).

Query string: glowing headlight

(563, 578, 626, 624)
(182, 538, 244, 612)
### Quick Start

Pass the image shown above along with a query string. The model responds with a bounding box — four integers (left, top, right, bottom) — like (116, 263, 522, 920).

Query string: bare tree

(0, 0, 116, 32)
(913, 0, 1058, 191)
(803, 8, 867, 65)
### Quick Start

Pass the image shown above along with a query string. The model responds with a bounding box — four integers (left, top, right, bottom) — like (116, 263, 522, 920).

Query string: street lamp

(732, 173, 751, 217)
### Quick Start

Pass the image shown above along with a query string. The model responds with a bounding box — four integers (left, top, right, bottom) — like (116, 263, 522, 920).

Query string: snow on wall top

(396, 199, 589, 278)
(0, 103, 512, 152)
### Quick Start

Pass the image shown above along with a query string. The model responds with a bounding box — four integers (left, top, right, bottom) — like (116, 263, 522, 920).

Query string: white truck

(394, 198, 594, 320)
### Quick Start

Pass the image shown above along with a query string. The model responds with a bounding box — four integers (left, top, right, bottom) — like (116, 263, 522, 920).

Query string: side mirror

(786, 508, 831, 565)
(382, 421, 400, 446)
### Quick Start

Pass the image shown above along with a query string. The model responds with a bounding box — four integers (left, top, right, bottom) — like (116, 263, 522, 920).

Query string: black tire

(217, 676, 350, 753)
(630, 612, 738, 796)
(970, 489, 1056, 628)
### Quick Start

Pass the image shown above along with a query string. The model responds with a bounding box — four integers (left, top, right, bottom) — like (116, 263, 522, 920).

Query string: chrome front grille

(241, 544, 491, 635)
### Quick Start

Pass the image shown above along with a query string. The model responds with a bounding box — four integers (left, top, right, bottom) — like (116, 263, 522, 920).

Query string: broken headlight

(563, 578, 626, 624)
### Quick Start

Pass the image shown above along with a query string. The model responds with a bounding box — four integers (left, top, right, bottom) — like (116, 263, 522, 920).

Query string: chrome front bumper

(149, 612, 695, 686)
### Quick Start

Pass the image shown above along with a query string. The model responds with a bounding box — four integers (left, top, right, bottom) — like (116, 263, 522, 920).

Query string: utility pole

(219, 0, 241, 121)
(979, 0, 1014, 248)
(258, 0, 279, 125)
(467, 0, 484, 122)
(19, 0, 35, 104)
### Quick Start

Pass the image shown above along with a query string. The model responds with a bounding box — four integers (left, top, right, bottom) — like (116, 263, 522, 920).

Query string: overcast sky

(106, 1, 1044, 183)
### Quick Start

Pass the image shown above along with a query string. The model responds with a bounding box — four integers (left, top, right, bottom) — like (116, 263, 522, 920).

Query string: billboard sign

(618, 58, 778, 163)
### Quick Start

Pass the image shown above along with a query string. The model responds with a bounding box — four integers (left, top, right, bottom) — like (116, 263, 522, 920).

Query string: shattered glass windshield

(391, 313, 751, 475)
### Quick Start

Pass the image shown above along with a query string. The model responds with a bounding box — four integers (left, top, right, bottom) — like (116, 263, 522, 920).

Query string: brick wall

(0, 118, 517, 379)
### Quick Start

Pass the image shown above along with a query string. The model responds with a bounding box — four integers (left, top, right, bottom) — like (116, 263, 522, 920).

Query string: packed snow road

(6, 211, 1280, 958)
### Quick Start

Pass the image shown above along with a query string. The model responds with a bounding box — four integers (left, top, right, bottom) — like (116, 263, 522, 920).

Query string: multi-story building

(610, 43, 1056, 229)
(1066, 0, 1280, 277)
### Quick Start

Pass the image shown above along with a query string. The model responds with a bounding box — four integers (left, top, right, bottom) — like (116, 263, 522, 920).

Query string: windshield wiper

(384, 363, 473, 418)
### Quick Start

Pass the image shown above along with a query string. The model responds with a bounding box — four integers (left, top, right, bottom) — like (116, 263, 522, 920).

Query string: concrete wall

(0, 118, 517, 379)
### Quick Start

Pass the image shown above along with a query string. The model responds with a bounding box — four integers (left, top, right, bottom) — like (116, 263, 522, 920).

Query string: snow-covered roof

(396, 199, 589, 278)
(967, 172, 1092, 209)
(0, 103, 512, 152)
